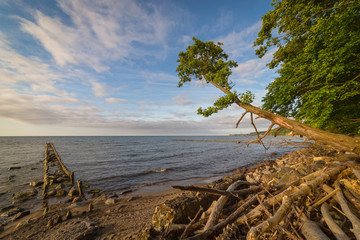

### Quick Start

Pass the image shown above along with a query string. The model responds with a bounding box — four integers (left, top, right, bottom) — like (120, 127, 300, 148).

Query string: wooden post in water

(77, 180, 83, 197)
(42, 143, 49, 199)
(49, 143, 74, 184)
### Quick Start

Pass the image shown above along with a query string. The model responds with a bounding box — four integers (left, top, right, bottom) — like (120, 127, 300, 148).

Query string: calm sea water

(0, 136, 305, 208)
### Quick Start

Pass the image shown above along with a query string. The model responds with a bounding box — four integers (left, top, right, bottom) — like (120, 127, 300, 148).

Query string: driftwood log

(141, 144, 360, 240)
(247, 165, 345, 239)
(321, 203, 350, 240)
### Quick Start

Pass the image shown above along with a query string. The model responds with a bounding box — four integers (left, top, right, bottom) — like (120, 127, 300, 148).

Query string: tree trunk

(209, 81, 360, 154)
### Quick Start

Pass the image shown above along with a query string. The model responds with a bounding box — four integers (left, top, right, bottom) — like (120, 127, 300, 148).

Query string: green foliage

(177, 37, 253, 117)
(255, 0, 360, 134)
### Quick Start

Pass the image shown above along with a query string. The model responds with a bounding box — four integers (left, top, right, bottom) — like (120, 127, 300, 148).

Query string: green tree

(254, 0, 360, 134)
(176, 37, 360, 154)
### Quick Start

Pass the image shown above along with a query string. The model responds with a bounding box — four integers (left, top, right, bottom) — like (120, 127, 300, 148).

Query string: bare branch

(236, 111, 248, 128)
(180, 206, 203, 239)
(273, 126, 283, 137)
(172, 185, 262, 197)
(247, 123, 275, 150)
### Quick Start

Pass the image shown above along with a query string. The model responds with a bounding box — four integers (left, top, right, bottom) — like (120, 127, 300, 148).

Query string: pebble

(13, 188, 38, 200)
(29, 181, 43, 187)
(105, 198, 116, 205)
(56, 189, 67, 197)
(8, 175, 16, 181)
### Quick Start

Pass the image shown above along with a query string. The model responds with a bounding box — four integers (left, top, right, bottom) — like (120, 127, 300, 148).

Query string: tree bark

(209, 80, 360, 154)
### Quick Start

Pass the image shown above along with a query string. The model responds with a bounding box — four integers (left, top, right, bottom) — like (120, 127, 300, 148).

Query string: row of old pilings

(41, 143, 83, 200)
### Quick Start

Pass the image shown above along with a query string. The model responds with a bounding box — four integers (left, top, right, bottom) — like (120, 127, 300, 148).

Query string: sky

(0, 0, 278, 136)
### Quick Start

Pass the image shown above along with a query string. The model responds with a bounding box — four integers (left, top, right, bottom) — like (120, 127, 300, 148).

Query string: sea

(0, 136, 307, 208)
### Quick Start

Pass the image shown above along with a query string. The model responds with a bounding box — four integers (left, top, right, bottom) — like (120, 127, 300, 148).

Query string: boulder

(13, 188, 38, 200)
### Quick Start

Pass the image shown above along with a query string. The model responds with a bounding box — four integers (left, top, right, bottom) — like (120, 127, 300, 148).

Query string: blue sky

(0, 0, 277, 136)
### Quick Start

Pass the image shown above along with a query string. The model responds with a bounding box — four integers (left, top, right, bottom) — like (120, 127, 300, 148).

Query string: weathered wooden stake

(77, 180, 83, 197)
(42, 143, 49, 200)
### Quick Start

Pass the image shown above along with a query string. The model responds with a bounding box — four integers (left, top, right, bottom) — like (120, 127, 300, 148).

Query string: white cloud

(105, 97, 128, 104)
(231, 48, 276, 85)
(216, 21, 262, 58)
(90, 80, 112, 97)
(19, 0, 175, 72)
(142, 71, 179, 86)
(0, 32, 72, 97)
(170, 95, 192, 105)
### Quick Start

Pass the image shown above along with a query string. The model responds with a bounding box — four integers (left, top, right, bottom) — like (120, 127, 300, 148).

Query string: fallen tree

(176, 38, 360, 154)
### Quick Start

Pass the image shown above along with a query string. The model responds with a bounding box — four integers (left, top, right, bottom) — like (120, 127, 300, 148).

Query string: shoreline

(0, 138, 318, 239)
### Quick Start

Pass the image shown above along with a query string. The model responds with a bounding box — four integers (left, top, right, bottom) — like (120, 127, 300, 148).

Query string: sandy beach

(1, 188, 184, 239)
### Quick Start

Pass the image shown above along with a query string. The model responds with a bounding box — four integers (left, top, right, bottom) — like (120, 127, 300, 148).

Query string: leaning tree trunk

(210, 81, 360, 154)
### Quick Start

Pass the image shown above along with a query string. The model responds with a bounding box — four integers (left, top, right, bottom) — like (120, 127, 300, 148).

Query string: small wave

(88, 167, 173, 183)
(136, 168, 172, 176)
(152, 168, 168, 173)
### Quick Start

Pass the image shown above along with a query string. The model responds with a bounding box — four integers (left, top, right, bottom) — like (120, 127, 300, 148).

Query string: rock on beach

(13, 188, 38, 200)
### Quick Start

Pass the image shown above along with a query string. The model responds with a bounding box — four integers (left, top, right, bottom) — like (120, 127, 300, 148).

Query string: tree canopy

(176, 37, 254, 117)
(255, 0, 360, 134)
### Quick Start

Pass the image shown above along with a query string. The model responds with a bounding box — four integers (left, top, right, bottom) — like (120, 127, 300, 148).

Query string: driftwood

(143, 144, 360, 240)
(299, 212, 330, 240)
(77, 180, 83, 197)
(321, 203, 350, 240)
(335, 180, 360, 240)
(171, 185, 262, 197)
(185, 193, 261, 240)
(180, 207, 203, 239)
(204, 180, 244, 230)
(247, 165, 344, 239)
(312, 186, 340, 208)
